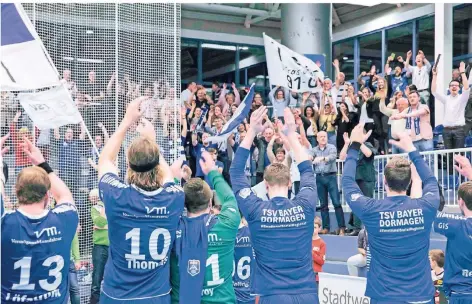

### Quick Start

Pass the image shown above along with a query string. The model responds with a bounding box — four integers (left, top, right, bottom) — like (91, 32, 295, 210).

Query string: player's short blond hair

(16, 167, 50, 205)
(263, 163, 290, 187)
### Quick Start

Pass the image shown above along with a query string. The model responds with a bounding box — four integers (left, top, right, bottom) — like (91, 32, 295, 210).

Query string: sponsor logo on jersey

(208, 233, 219, 242)
(462, 269, 472, 277)
(34, 227, 60, 238)
(239, 188, 252, 199)
(237, 236, 250, 243)
(188, 259, 200, 276)
(145, 206, 169, 215)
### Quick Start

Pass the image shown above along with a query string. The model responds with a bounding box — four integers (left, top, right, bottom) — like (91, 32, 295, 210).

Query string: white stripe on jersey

(52, 203, 77, 214)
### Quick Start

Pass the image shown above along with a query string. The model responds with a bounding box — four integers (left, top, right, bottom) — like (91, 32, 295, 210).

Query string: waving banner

(263, 33, 324, 93)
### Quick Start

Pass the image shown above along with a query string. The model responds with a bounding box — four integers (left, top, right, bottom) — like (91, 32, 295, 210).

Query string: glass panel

(202, 43, 236, 83)
(418, 17, 435, 61)
(359, 32, 382, 76)
(333, 39, 355, 80)
(453, 4, 472, 58)
(181, 40, 198, 83)
(386, 23, 413, 63)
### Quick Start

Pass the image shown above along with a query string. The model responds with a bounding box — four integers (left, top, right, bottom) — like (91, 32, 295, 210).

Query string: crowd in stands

(1, 50, 472, 303)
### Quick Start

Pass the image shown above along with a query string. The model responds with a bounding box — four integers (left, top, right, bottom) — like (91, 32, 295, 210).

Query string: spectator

(392, 90, 433, 152)
(367, 76, 389, 155)
(62, 69, 78, 97)
(216, 82, 241, 117)
(342, 82, 359, 115)
(347, 228, 369, 277)
(181, 81, 196, 107)
(254, 126, 279, 184)
(191, 132, 217, 178)
(311, 131, 345, 235)
(9, 111, 36, 175)
(302, 105, 319, 147)
(312, 216, 326, 285)
(429, 249, 445, 304)
(340, 130, 377, 236)
(333, 102, 354, 153)
(53, 123, 87, 197)
(267, 134, 291, 167)
(405, 50, 432, 106)
(269, 86, 290, 121)
(211, 80, 222, 103)
(332, 59, 346, 109)
(432, 61, 470, 150)
(89, 188, 109, 304)
(380, 97, 409, 154)
(318, 96, 337, 147)
(386, 55, 408, 97)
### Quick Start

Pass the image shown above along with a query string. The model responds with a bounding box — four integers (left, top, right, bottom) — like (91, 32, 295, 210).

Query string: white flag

(263, 33, 324, 93)
(18, 85, 82, 130)
(1, 3, 61, 91)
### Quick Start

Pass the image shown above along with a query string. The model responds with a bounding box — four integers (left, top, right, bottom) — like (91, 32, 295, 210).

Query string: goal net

(1, 3, 181, 303)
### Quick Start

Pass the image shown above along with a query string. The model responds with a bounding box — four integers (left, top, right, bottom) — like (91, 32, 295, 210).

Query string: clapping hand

(249, 106, 268, 134)
(349, 123, 372, 144)
(454, 155, 472, 179)
(21, 137, 45, 166)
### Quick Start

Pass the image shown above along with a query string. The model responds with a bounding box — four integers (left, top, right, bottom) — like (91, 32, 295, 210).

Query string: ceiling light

(343, 56, 348, 60)
(86, 30, 94, 34)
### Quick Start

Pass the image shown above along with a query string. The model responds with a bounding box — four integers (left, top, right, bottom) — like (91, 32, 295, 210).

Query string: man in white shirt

(405, 50, 432, 107)
(181, 81, 196, 107)
(432, 61, 470, 149)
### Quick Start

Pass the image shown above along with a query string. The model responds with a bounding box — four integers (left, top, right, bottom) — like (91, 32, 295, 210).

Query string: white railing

(336, 147, 472, 210)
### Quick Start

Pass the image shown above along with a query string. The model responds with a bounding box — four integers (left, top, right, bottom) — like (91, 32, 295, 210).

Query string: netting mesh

(1, 3, 181, 303)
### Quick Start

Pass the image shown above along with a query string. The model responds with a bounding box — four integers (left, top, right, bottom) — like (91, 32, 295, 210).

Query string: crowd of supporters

(1, 52, 472, 304)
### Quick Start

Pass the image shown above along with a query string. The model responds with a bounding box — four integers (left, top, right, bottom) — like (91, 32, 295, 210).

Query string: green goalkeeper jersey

(171, 171, 240, 304)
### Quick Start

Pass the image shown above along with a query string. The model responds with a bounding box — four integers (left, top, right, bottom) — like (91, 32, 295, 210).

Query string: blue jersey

(230, 147, 317, 297)
(99, 173, 185, 302)
(434, 213, 472, 298)
(192, 143, 218, 177)
(233, 225, 255, 303)
(1, 203, 78, 304)
(342, 144, 440, 302)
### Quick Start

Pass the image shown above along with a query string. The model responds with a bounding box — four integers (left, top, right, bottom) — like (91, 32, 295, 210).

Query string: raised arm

(201, 151, 240, 229)
(23, 137, 74, 205)
(232, 83, 241, 105)
(404, 50, 412, 70)
(460, 61, 470, 91)
(267, 136, 276, 164)
(342, 123, 375, 216)
(379, 97, 394, 117)
(98, 97, 147, 179)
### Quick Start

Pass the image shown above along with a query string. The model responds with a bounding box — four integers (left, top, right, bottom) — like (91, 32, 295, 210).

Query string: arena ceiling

(181, 3, 402, 29)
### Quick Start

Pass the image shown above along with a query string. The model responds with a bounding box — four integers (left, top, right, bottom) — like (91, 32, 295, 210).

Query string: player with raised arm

(233, 215, 255, 304)
(2, 136, 78, 304)
(229, 106, 318, 304)
(433, 155, 472, 303)
(97, 97, 185, 304)
(342, 123, 440, 303)
(170, 151, 240, 304)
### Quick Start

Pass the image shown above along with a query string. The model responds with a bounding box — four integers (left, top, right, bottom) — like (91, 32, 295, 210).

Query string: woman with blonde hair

(367, 75, 389, 154)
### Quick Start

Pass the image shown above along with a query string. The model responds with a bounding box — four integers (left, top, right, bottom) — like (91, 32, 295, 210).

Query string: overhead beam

(249, 3, 280, 27)
(182, 3, 281, 18)
(244, 3, 256, 29)
(332, 6, 342, 27)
